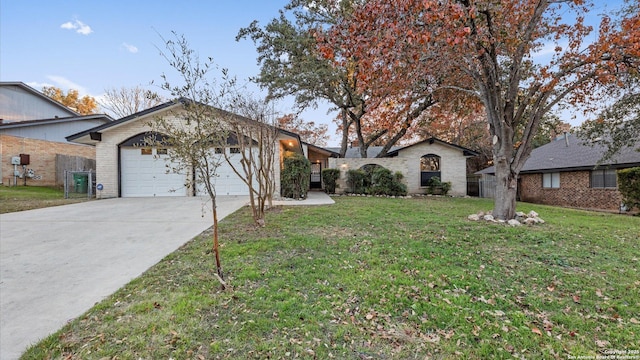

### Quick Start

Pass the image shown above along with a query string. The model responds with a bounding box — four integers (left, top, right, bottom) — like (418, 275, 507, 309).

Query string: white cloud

(122, 43, 139, 54)
(46, 75, 89, 96)
(60, 19, 93, 35)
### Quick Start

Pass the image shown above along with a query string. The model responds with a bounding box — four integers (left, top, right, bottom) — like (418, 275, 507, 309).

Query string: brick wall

(0, 134, 96, 187)
(520, 171, 624, 211)
(95, 107, 287, 198)
(328, 142, 469, 196)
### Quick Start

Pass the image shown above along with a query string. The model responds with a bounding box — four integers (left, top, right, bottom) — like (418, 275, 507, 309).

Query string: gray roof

(326, 146, 402, 158)
(0, 114, 114, 129)
(477, 133, 640, 174)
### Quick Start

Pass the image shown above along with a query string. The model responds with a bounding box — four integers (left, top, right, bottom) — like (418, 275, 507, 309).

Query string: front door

(310, 163, 322, 189)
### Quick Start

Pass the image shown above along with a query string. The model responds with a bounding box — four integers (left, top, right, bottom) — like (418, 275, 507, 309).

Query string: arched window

(420, 154, 441, 186)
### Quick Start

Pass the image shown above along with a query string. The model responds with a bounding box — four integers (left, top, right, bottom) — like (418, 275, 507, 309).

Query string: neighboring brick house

(478, 133, 640, 212)
(0, 82, 113, 186)
(327, 138, 478, 196)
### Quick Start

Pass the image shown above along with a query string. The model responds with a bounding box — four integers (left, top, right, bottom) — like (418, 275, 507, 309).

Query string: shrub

(369, 168, 407, 196)
(426, 176, 452, 195)
(618, 167, 640, 210)
(321, 168, 340, 194)
(346, 169, 369, 194)
(281, 153, 310, 199)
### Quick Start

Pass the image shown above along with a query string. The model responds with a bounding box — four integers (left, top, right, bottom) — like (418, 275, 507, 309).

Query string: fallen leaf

(595, 339, 610, 348)
(595, 289, 603, 297)
(547, 284, 555, 292)
(532, 327, 542, 336)
(630, 318, 640, 324)
(572, 295, 580, 304)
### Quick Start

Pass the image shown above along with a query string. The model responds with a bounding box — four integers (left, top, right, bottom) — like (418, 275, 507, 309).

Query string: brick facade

(328, 141, 469, 196)
(94, 107, 287, 198)
(0, 134, 96, 187)
(519, 171, 624, 211)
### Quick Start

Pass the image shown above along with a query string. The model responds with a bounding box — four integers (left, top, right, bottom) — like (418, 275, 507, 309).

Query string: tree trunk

(492, 156, 518, 220)
(339, 109, 350, 157)
(211, 198, 225, 289)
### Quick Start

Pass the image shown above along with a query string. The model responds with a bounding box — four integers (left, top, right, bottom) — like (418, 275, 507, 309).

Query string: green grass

(22, 197, 640, 359)
(0, 186, 88, 214)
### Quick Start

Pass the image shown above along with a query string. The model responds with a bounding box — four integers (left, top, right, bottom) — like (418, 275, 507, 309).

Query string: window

(542, 172, 560, 188)
(214, 147, 224, 154)
(420, 154, 441, 186)
(141, 148, 152, 155)
(591, 169, 617, 188)
(156, 148, 168, 155)
(229, 147, 241, 154)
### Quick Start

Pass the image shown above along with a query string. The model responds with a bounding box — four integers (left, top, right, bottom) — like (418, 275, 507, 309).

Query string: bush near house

(346, 166, 407, 196)
(346, 169, 369, 194)
(369, 168, 407, 196)
(321, 168, 340, 194)
(618, 167, 640, 211)
(280, 152, 310, 199)
(425, 176, 452, 195)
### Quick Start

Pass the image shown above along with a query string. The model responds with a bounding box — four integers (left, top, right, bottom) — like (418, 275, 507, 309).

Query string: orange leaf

(532, 327, 542, 336)
(572, 295, 581, 303)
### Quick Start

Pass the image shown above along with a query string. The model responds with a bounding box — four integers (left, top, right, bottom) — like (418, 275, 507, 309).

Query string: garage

(120, 147, 187, 197)
(196, 148, 250, 196)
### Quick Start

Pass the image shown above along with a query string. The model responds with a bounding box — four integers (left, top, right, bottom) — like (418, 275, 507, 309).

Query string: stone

(515, 211, 525, 217)
(528, 210, 539, 218)
(483, 214, 495, 222)
(507, 219, 522, 226)
(523, 217, 539, 225)
(468, 214, 480, 221)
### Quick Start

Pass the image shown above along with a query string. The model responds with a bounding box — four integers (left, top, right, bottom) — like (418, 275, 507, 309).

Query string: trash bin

(74, 173, 88, 193)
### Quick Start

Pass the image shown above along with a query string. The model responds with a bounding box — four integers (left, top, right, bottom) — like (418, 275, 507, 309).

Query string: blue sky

(0, 1, 626, 145)
(0, 0, 340, 142)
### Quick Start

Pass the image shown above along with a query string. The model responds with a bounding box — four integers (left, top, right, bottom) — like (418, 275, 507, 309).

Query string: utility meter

(11, 156, 20, 165)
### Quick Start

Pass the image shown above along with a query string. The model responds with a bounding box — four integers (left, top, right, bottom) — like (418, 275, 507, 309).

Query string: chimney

(564, 132, 569, 147)
(350, 139, 359, 148)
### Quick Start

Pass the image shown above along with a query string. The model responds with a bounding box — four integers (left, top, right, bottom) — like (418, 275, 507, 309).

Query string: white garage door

(121, 148, 187, 197)
(196, 149, 250, 196)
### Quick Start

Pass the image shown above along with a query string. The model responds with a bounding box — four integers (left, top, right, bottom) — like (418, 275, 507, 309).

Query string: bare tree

(100, 85, 165, 118)
(223, 96, 279, 227)
(151, 32, 238, 286)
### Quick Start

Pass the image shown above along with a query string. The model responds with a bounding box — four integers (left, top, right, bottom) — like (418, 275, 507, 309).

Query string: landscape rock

(467, 209, 545, 227)
(507, 219, 522, 226)
(468, 214, 480, 221)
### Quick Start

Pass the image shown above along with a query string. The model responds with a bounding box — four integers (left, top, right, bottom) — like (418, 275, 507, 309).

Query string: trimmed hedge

(322, 168, 340, 194)
(618, 167, 640, 210)
(281, 152, 310, 199)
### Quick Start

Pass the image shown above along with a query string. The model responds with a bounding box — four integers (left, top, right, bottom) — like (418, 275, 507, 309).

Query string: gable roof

(325, 137, 478, 158)
(304, 142, 341, 157)
(0, 82, 81, 120)
(387, 137, 479, 157)
(477, 133, 640, 175)
(0, 114, 114, 129)
(325, 146, 402, 158)
(66, 98, 304, 150)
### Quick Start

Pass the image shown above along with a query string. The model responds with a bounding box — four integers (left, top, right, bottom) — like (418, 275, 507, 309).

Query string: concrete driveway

(0, 196, 247, 360)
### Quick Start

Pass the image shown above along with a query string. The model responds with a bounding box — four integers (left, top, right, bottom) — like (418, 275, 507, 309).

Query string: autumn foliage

(42, 86, 98, 115)
(320, 0, 640, 219)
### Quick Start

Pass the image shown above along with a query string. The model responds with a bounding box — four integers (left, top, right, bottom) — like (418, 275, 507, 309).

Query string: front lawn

(0, 186, 88, 214)
(23, 197, 639, 359)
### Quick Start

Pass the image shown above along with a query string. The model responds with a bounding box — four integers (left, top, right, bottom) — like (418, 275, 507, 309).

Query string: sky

(0, 1, 627, 146)
(0, 0, 340, 143)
